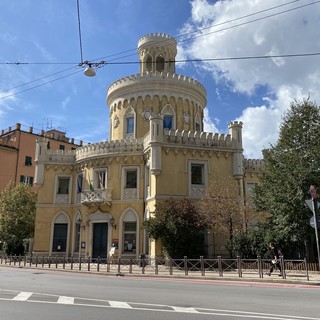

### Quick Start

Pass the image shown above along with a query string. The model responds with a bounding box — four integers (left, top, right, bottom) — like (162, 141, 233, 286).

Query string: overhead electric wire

(0, 66, 77, 95)
(0, 69, 83, 100)
(0, 0, 319, 100)
(77, 0, 84, 64)
(92, 0, 317, 63)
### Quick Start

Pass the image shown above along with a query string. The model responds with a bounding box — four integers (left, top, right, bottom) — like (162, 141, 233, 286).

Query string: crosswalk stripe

(12, 292, 33, 301)
(172, 306, 199, 313)
(109, 300, 132, 309)
(57, 296, 74, 304)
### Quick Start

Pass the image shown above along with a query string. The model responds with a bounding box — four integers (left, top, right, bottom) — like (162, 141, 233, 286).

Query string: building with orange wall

(0, 123, 82, 192)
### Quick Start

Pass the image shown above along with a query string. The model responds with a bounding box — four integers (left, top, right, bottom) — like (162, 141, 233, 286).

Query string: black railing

(0, 255, 311, 281)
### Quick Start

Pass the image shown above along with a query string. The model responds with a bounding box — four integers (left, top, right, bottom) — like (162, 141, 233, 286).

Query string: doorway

(92, 223, 108, 259)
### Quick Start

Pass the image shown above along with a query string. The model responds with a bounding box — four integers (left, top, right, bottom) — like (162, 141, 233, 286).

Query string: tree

(143, 199, 209, 258)
(199, 174, 247, 257)
(0, 182, 37, 255)
(253, 99, 320, 259)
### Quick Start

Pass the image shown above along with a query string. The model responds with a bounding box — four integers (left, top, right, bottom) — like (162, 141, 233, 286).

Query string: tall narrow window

(25, 156, 32, 166)
(123, 222, 137, 253)
(77, 174, 83, 193)
(126, 170, 137, 188)
(52, 223, 68, 252)
(156, 56, 165, 72)
(58, 177, 70, 194)
(191, 164, 204, 185)
(163, 115, 173, 129)
(127, 116, 134, 134)
(146, 56, 152, 72)
(59, 145, 65, 150)
(94, 170, 107, 189)
(74, 221, 80, 253)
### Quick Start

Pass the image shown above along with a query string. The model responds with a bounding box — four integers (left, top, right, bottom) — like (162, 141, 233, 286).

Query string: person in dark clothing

(266, 242, 282, 276)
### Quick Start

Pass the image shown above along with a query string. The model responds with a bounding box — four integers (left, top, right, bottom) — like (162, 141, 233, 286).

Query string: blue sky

(1, 0, 320, 159)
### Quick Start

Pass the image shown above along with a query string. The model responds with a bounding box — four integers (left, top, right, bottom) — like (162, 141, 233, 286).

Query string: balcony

(81, 188, 112, 207)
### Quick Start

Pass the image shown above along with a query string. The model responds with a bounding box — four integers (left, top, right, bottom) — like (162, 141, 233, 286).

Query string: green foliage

(143, 199, 209, 258)
(253, 99, 320, 257)
(0, 182, 37, 255)
(228, 225, 270, 258)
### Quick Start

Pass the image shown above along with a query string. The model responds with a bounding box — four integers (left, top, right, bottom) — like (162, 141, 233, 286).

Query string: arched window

(156, 56, 165, 72)
(52, 212, 69, 252)
(161, 104, 176, 130)
(121, 209, 138, 254)
(74, 211, 82, 253)
(146, 56, 152, 72)
(124, 108, 135, 137)
(195, 113, 201, 131)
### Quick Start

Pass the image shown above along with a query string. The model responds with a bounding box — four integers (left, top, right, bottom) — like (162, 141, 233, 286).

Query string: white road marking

(109, 300, 132, 308)
(12, 292, 32, 301)
(172, 306, 199, 313)
(57, 296, 74, 304)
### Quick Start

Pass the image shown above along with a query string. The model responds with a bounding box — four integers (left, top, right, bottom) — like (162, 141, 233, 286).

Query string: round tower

(107, 33, 206, 141)
(138, 33, 177, 74)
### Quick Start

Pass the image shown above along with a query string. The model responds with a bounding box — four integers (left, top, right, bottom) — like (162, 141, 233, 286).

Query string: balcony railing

(81, 188, 112, 206)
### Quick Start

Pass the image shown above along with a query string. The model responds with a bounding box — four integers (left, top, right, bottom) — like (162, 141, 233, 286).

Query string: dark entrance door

(92, 223, 108, 259)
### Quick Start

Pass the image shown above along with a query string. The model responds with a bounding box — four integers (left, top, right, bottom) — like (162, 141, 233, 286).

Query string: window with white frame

(122, 167, 139, 199)
(124, 109, 135, 136)
(163, 115, 173, 129)
(52, 223, 68, 252)
(189, 161, 207, 198)
(191, 164, 204, 185)
(123, 222, 137, 253)
(94, 169, 107, 189)
(57, 177, 70, 194)
(125, 169, 137, 188)
(162, 105, 175, 130)
(20, 175, 33, 186)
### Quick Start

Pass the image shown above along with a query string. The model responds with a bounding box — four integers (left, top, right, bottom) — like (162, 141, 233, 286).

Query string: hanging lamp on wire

(77, 0, 105, 77)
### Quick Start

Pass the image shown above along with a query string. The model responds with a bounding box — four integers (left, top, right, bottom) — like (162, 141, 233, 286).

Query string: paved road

(0, 267, 319, 320)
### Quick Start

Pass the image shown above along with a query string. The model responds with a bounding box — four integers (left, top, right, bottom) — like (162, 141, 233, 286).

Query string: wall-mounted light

(110, 217, 116, 230)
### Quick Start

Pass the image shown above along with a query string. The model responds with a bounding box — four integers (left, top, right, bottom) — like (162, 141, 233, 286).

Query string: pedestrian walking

(265, 242, 282, 276)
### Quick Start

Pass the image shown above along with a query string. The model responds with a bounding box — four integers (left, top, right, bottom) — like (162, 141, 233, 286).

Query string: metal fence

(0, 255, 310, 281)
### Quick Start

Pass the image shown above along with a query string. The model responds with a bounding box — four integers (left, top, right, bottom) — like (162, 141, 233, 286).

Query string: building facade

(0, 123, 82, 192)
(33, 33, 262, 259)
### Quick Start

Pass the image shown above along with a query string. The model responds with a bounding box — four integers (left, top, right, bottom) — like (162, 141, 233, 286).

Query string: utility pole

(309, 185, 320, 271)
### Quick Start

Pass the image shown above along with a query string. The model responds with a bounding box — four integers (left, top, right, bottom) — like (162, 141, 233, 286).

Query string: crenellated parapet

(75, 138, 144, 161)
(107, 72, 207, 105)
(163, 129, 232, 148)
(244, 158, 265, 172)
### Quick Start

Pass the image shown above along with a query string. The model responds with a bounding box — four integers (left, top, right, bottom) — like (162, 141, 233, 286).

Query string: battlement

(163, 129, 232, 148)
(75, 138, 144, 161)
(138, 33, 176, 48)
(45, 149, 76, 163)
(244, 159, 265, 171)
(107, 72, 206, 97)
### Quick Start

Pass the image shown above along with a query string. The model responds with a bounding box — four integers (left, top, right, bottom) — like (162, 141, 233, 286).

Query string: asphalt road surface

(0, 266, 319, 320)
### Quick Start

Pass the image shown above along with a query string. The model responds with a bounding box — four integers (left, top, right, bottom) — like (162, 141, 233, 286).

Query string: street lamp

(78, 60, 106, 77)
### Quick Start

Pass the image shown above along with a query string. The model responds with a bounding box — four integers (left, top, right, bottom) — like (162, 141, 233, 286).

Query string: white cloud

(203, 108, 219, 133)
(181, 0, 320, 158)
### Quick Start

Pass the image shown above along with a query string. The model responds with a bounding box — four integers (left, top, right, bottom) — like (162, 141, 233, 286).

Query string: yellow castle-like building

(33, 33, 263, 259)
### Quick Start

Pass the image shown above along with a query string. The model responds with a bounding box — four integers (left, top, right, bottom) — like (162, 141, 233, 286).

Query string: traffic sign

(305, 199, 320, 212)
(310, 216, 320, 229)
